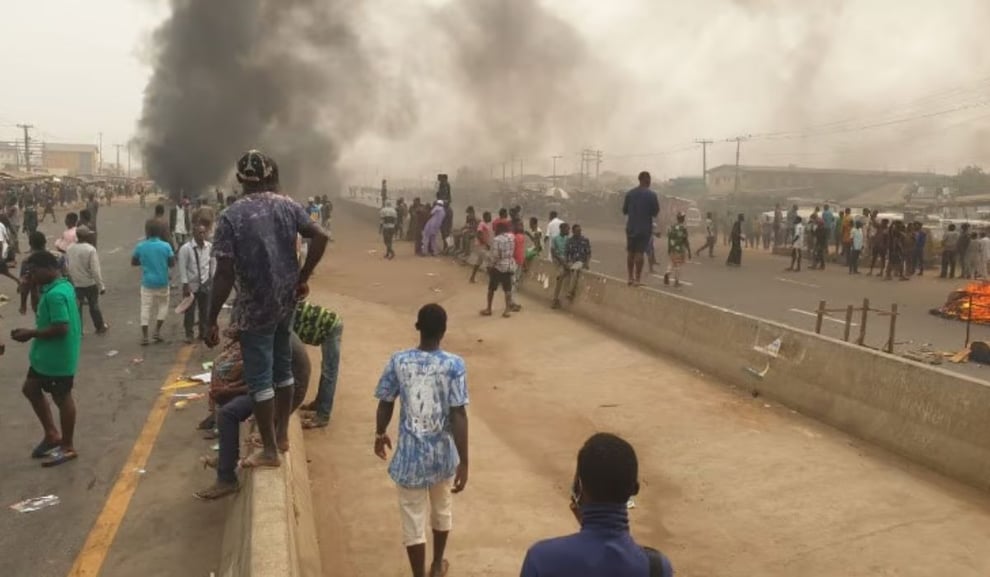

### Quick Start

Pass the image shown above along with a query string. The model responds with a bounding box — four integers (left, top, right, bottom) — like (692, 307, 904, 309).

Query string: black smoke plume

(139, 0, 377, 198)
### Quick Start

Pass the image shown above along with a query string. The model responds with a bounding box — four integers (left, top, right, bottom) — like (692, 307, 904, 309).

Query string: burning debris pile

(931, 282, 990, 323)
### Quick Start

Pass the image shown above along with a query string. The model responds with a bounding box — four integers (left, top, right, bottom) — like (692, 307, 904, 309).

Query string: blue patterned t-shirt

(374, 349, 469, 489)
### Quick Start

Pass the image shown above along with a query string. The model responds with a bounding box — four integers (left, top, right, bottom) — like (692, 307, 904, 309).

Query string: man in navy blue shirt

(622, 172, 660, 286)
(520, 433, 673, 577)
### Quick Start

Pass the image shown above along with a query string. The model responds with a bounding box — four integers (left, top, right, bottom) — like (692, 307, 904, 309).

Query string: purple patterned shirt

(212, 192, 310, 332)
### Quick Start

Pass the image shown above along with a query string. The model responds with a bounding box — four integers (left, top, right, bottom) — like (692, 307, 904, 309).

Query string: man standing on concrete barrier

(520, 433, 673, 577)
(206, 149, 328, 470)
(374, 303, 469, 577)
(622, 171, 659, 286)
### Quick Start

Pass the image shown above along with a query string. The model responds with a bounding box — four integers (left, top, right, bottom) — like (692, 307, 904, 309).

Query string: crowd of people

(2, 156, 683, 577)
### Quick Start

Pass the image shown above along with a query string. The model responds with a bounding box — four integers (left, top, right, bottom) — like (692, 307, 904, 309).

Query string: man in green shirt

(11, 250, 82, 467)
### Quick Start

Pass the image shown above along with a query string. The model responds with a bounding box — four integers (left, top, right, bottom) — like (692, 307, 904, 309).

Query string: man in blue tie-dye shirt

(374, 303, 469, 577)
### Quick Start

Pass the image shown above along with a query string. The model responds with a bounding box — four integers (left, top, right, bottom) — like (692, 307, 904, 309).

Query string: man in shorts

(132, 219, 175, 345)
(374, 304, 469, 577)
(622, 171, 659, 286)
(481, 220, 515, 318)
(11, 251, 82, 467)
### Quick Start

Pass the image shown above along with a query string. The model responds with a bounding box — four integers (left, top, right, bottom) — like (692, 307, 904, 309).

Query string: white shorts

(397, 478, 454, 546)
(140, 286, 170, 325)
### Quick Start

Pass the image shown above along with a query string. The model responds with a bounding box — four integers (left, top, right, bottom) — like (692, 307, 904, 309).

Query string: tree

(954, 166, 990, 196)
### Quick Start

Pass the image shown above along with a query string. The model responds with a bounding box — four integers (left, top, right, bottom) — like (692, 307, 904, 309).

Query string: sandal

(41, 449, 78, 468)
(479, 309, 492, 317)
(501, 311, 512, 318)
(153, 335, 165, 344)
(302, 416, 329, 429)
(31, 439, 60, 459)
(141, 338, 150, 346)
(194, 482, 240, 501)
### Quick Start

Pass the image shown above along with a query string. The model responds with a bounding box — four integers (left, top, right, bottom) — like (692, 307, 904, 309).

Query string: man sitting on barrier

(195, 323, 311, 501)
(552, 224, 591, 309)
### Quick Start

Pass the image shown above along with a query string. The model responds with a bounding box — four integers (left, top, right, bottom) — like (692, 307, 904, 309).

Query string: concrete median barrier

(522, 260, 990, 490)
(218, 416, 322, 577)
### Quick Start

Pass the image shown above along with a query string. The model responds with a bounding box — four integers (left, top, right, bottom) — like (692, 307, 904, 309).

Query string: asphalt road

(0, 200, 224, 577)
(580, 224, 990, 381)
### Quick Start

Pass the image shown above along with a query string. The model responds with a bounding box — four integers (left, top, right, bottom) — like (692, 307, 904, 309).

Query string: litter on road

(10, 495, 60, 513)
(106, 350, 119, 357)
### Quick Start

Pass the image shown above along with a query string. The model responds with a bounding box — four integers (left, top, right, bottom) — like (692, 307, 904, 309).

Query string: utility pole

(726, 136, 750, 195)
(552, 155, 563, 189)
(114, 144, 124, 176)
(594, 149, 602, 185)
(127, 143, 132, 177)
(16, 124, 33, 171)
(695, 139, 713, 183)
(98, 132, 103, 173)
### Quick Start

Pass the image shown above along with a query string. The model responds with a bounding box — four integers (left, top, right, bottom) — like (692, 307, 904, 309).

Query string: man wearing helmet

(206, 150, 329, 469)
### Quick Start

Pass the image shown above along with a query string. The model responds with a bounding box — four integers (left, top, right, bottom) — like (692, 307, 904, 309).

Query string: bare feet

(239, 451, 281, 469)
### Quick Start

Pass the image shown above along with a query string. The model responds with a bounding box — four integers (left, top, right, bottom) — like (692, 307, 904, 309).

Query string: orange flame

(937, 282, 990, 323)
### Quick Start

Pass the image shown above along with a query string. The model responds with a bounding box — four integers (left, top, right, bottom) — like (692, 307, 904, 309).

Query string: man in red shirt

(511, 221, 526, 312)
(469, 211, 493, 284)
(492, 208, 512, 232)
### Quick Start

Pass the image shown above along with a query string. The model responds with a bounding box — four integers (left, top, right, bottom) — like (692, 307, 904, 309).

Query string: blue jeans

(217, 395, 253, 484)
(313, 322, 343, 419)
(239, 312, 295, 402)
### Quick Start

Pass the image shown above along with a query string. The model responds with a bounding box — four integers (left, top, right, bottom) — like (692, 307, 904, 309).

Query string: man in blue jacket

(520, 433, 673, 577)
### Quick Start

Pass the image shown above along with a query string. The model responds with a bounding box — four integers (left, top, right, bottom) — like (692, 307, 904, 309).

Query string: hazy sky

(5, 0, 990, 179)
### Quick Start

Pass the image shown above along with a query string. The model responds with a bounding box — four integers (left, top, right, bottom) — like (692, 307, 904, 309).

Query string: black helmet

(236, 150, 275, 184)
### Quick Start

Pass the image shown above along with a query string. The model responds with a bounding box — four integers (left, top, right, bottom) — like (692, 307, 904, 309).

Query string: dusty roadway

(304, 209, 990, 577)
(0, 199, 229, 577)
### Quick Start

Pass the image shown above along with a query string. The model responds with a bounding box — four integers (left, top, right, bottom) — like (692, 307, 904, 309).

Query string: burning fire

(934, 282, 990, 323)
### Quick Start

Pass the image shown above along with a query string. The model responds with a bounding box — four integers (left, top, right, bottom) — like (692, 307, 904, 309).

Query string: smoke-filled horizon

(345, 0, 990, 182)
(139, 0, 990, 195)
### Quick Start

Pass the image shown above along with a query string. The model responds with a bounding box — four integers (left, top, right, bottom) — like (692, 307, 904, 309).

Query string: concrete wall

(218, 416, 322, 577)
(520, 260, 990, 490)
(337, 196, 990, 490)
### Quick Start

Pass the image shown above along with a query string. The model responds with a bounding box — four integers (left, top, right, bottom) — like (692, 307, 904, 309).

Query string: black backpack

(643, 546, 674, 577)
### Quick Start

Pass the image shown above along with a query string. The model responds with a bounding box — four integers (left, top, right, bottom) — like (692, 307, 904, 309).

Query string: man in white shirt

(786, 216, 804, 272)
(545, 210, 564, 263)
(0, 218, 18, 287)
(171, 198, 191, 247)
(178, 224, 214, 343)
(66, 225, 108, 334)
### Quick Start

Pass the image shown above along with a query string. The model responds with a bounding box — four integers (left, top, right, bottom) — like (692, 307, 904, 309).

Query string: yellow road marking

(68, 346, 194, 577)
